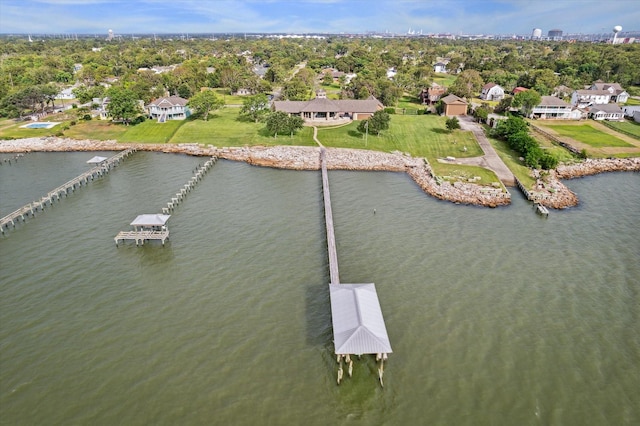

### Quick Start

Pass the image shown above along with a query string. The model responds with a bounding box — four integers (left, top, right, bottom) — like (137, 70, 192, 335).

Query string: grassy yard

(542, 123, 633, 148)
(63, 120, 128, 140)
(171, 107, 315, 146)
(0, 118, 71, 139)
(213, 88, 247, 106)
(487, 134, 536, 188)
(433, 73, 456, 87)
(603, 120, 640, 138)
(118, 120, 185, 143)
(317, 114, 482, 159)
(624, 97, 640, 106)
(431, 162, 500, 186)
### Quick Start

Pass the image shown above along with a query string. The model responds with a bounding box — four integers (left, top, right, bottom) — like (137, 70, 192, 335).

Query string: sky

(1, 0, 638, 36)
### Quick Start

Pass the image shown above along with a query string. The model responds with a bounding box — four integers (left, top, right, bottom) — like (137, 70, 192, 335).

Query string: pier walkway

(1, 149, 136, 234)
(320, 148, 340, 285)
(317, 143, 392, 386)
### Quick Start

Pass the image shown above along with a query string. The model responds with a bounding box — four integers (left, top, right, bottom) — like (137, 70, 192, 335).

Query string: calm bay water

(1, 152, 638, 425)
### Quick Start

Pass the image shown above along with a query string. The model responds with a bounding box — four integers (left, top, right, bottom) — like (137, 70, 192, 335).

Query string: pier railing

(1, 148, 136, 233)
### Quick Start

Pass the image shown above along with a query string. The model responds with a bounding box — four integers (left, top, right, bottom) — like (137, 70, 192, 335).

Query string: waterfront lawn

(171, 107, 316, 146)
(604, 120, 640, 138)
(544, 123, 634, 148)
(431, 162, 501, 186)
(317, 114, 482, 160)
(487, 134, 536, 188)
(119, 120, 185, 143)
(0, 118, 70, 139)
(63, 120, 128, 141)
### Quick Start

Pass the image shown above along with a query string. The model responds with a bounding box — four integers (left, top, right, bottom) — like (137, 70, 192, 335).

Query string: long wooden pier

(320, 148, 340, 285)
(319, 146, 392, 387)
(161, 157, 217, 214)
(0, 149, 136, 234)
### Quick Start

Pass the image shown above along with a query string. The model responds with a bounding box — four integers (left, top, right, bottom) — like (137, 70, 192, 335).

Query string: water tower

(532, 28, 542, 39)
(612, 25, 622, 44)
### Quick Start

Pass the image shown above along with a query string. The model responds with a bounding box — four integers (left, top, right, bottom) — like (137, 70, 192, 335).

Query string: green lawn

(213, 88, 247, 105)
(63, 120, 128, 140)
(431, 162, 501, 186)
(317, 115, 483, 159)
(487, 134, 536, 188)
(544, 123, 634, 148)
(433, 73, 456, 87)
(119, 119, 185, 143)
(171, 107, 315, 146)
(0, 118, 71, 139)
(624, 97, 640, 106)
(603, 120, 640, 138)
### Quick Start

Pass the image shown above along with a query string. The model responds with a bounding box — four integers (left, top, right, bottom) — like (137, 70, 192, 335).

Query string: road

(456, 116, 516, 186)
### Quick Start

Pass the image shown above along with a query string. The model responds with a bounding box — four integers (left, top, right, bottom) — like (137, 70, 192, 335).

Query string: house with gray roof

(272, 96, 383, 123)
(530, 96, 576, 119)
(588, 104, 625, 121)
(147, 96, 190, 122)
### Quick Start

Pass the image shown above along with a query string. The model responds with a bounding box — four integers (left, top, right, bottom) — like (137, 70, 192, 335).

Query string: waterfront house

(571, 81, 629, 107)
(440, 94, 468, 116)
(272, 96, 383, 123)
(147, 96, 190, 122)
(479, 83, 505, 101)
(589, 104, 625, 121)
(530, 96, 575, 119)
(590, 81, 629, 104)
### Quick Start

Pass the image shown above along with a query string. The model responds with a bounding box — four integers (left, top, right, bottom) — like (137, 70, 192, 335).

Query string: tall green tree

(265, 111, 304, 138)
(239, 93, 270, 123)
(187, 90, 224, 121)
(512, 90, 541, 118)
(448, 70, 484, 99)
(106, 87, 141, 124)
(357, 110, 390, 136)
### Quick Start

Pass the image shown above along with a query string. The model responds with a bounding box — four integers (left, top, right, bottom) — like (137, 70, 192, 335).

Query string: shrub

(384, 107, 396, 114)
(83, 114, 92, 121)
(70, 121, 76, 126)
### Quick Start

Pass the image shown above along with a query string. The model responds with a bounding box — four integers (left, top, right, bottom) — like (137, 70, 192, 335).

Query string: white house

(571, 89, 611, 107)
(433, 62, 447, 73)
(147, 96, 190, 122)
(590, 82, 629, 104)
(622, 105, 640, 117)
(589, 104, 624, 121)
(55, 87, 76, 100)
(571, 81, 630, 107)
(530, 96, 574, 119)
(479, 83, 505, 101)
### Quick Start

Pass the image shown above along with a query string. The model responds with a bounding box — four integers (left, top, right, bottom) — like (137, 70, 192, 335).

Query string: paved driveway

(456, 116, 516, 186)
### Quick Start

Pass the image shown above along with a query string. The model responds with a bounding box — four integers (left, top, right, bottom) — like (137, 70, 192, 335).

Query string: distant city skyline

(1, 0, 639, 36)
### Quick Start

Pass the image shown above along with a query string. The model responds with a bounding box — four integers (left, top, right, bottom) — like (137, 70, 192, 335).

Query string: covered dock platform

(329, 283, 392, 386)
(114, 214, 171, 246)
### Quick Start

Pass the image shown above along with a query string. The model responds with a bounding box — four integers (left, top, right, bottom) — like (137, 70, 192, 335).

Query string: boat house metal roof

(130, 214, 171, 227)
(329, 283, 393, 355)
(86, 155, 108, 164)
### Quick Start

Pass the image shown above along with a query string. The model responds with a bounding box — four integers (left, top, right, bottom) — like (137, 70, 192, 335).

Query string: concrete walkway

(455, 116, 516, 186)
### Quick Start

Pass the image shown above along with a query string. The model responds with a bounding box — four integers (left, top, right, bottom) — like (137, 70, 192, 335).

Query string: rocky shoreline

(1, 137, 638, 209)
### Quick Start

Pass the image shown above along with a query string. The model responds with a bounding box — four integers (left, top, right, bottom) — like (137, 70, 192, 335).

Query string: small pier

(535, 203, 549, 217)
(114, 214, 171, 246)
(319, 147, 392, 387)
(0, 149, 136, 234)
(114, 156, 217, 246)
